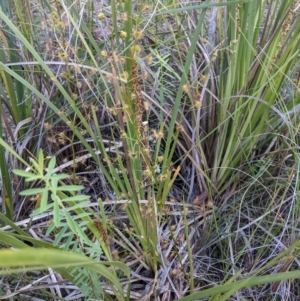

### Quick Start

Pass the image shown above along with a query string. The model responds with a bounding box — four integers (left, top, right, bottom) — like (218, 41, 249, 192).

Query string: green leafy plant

(0, 143, 129, 300)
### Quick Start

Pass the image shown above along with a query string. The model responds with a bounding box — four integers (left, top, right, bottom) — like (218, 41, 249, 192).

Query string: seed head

(131, 44, 141, 55)
(101, 50, 108, 58)
(120, 30, 127, 39)
(145, 55, 153, 65)
(133, 30, 143, 40)
(98, 12, 105, 20)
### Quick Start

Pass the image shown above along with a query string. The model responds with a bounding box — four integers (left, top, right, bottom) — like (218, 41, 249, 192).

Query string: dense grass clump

(0, 0, 300, 300)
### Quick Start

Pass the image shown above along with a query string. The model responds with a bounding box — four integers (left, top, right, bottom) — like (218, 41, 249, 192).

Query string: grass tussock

(0, 0, 300, 300)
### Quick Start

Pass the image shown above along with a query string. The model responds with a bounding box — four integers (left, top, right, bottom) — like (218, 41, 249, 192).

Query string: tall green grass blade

(178, 269, 300, 301)
(0, 248, 129, 300)
(0, 109, 13, 220)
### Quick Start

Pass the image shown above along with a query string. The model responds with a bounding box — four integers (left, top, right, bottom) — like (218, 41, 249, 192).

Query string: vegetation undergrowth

(0, 0, 300, 300)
